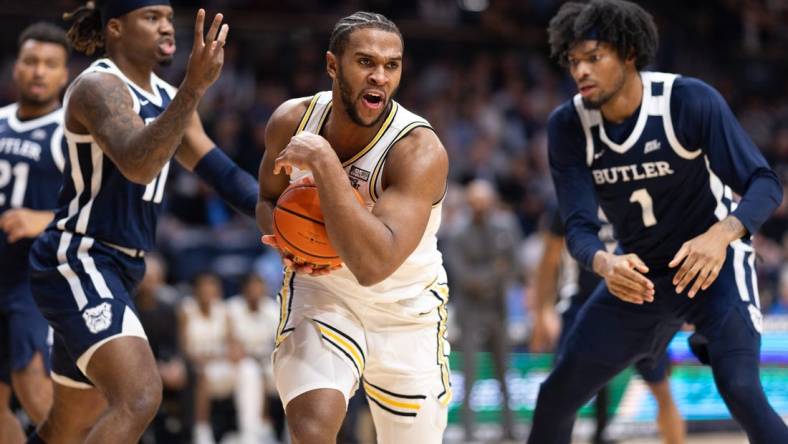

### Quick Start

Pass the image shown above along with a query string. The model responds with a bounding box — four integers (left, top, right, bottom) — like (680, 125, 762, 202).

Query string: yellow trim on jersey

(275, 270, 294, 347)
(341, 102, 399, 167)
(295, 94, 321, 135)
(315, 102, 332, 135)
(368, 121, 431, 202)
(317, 325, 365, 373)
(423, 275, 439, 290)
(363, 382, 423, 412)
(431, 281, 452, 406)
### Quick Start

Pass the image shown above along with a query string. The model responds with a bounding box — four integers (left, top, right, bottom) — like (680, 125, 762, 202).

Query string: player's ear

(11, 60, 20, 85)
(326, 51, 337, 80)
(106, 18, 122, 41)
(625, 48, 637, 65)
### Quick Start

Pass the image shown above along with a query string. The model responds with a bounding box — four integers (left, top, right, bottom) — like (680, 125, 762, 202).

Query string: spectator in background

(226, 274, 279, 443)
(135, 254, 192, 444)
(180, 272, 269, 444)
(180, 273, 229, 444)
(445, 179, 522, 442)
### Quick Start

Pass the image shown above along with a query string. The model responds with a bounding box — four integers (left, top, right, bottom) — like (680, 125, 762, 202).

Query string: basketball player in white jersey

(255, 11, 450, 444)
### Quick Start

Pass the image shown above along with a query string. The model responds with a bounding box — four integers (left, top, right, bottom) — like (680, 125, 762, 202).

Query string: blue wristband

(193, 147, 258, 218)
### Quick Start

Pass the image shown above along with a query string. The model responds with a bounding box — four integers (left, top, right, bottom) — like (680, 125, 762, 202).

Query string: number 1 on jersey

(630, 188, 657, 227)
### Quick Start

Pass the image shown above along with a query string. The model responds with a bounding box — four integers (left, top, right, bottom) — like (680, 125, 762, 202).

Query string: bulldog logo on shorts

(83, 302, 113, 334)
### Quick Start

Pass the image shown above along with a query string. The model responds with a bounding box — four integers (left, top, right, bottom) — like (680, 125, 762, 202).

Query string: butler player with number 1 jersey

(528, 1, 788, 443)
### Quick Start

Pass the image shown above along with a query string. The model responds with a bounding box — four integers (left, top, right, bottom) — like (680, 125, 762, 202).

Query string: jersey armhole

(662, 76, 702, 160)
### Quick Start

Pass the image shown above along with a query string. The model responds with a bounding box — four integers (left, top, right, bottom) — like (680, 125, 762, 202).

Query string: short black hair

(547, 0, 658, 70)
(18, 22, 71, 58)
(328, 11, 403, 56)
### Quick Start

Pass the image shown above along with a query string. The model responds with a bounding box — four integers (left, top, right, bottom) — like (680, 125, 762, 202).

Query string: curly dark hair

(328, 11, 402, 56)
(62, 0, 105, 56)
(547, 0, 658, 70)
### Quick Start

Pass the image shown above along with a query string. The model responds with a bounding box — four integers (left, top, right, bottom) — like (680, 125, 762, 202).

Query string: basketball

(273, 183, 364, 267)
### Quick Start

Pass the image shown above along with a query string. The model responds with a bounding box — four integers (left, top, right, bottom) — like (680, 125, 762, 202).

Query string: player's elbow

(352, 268, 387, 287)
(121, 167, 158, 186)
(347, 262, 395, 287)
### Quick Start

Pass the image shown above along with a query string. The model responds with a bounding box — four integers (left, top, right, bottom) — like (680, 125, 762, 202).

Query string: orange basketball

(272, 183, 364, 267)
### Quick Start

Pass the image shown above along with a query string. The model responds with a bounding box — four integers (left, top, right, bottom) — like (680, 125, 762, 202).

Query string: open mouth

(361, 91, 385, 110)
(579, 84, 596, 96)
(158, 40, 176, 56)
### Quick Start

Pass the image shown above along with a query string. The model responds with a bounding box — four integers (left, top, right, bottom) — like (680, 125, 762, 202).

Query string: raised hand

(183, 9, 229, 95)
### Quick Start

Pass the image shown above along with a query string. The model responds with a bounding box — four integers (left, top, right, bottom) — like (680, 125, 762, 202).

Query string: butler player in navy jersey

(528, 1, 788, 443)
(0, 23, 69, 443)
(26, 2, 258, 443)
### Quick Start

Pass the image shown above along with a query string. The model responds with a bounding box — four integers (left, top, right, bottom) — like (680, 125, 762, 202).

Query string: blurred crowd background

(1, 0, 787, 443)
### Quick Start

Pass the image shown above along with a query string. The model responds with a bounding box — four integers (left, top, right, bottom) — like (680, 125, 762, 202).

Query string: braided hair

(547, 0, 658, 70)
(62, 0, 105, 55)
(328, 11, 402, 55)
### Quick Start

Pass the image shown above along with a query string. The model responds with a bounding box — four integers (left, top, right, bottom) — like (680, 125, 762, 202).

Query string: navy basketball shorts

(0, 276, 51, 384)
(561, 242, 761, 374)
(28, 230, 147, 388)
(558, 291, 669, 383)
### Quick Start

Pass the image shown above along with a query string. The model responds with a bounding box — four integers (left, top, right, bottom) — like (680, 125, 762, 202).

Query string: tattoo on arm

(72, 73, 201, 184)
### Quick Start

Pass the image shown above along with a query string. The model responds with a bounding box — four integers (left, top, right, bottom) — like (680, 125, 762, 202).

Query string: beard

(581, 68, 626, 110)
(337, 66, 393, 128)
(157, 56, 174, 67)
(19, 90, 54, 108)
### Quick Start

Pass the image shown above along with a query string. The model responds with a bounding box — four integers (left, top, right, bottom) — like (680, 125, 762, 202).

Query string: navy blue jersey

(53, 58, 177, 252)
(549, 72, 782, 272)
(0, 104, 65, 281)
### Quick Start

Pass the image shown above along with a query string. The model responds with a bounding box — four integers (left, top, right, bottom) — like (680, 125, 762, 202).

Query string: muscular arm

(314, 128, 447, 286)
(66, 9, 228, 185)
(255, 98, 307, 234)
(66, 72, 202, 185)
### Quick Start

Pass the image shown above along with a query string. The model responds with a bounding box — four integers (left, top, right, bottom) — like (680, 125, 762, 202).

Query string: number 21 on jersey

(0, 160, 29, 207)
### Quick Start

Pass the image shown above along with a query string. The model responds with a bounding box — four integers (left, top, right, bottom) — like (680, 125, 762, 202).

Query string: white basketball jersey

(289, 91, 446, 305)
(226, 296, 279, 360)
(182, 297, 227, 358)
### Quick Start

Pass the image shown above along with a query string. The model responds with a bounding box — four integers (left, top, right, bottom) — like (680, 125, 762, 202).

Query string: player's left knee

(716, 373, 759, 404)
(115, 374, 162, 424)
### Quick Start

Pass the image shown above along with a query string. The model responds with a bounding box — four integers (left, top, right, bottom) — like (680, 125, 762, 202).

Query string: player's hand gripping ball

(272, 182, 364, 267)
